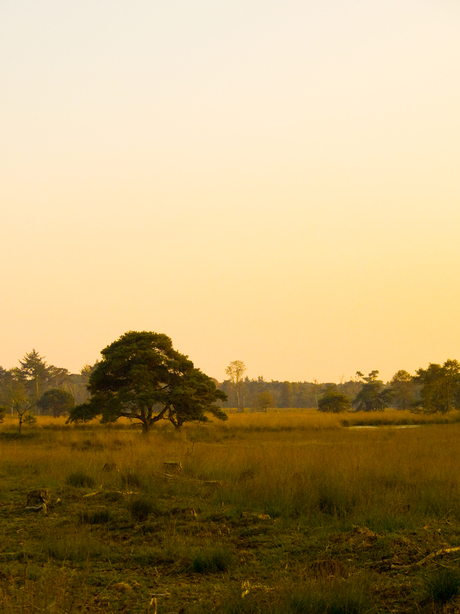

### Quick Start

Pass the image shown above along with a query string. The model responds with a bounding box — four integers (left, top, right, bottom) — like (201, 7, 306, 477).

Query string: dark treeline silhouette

(2, 348, 460, 419)
(219, 360, 460, 414)
(0, 350, 92, 418)
(218, 376, 362, 410)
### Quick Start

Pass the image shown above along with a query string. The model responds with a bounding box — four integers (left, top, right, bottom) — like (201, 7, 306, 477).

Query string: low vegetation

(1, 410, 460, 612)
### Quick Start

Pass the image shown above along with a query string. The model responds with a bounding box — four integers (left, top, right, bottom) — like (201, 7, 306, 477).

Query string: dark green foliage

(219, 377, 320, 410)
(353, 371, 393, 412)
(16, 350, 70, 402)
(66, 471, 96, 488)
(120, 471, 142, 488)
(318, 386, 351, 413)
(424, 568, 460, 604)
(79, 510, 111, 524)
(251, 390, 275, 412)
(415, 359, 460, 413)
(17, 349, 52, 401)
(37, 388, 75, 417)
(129, 497, 157, 521)
(388, 370, 418, 410)
(190, 547, 232, 573)
(219, 378, 364, 410)
(167, 367, 227, 428)
(68, 331, 227, 433)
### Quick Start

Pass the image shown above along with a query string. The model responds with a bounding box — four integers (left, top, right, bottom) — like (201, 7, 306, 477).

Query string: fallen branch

(152, 471, 222, 484)
(83, 491, 138, 498)
(391, 546, 460, 570)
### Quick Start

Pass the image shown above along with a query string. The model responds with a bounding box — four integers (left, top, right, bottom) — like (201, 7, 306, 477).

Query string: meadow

(1, 410, 460, 613)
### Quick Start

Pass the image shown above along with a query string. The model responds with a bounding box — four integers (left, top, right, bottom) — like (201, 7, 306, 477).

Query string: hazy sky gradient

(2, 1, 460, 382)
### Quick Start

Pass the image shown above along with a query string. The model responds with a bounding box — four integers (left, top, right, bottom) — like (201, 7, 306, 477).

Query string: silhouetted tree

(318, 386, 351, 413)
(68, 331, 227, 433)
(389, 370, 418, 410)
(353, 371, 393, 412)
(37, 388, 76, 417)
(415, 359, 460, 413)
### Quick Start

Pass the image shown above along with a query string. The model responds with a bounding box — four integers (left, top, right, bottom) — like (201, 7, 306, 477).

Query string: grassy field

(2, 409, 460, 613)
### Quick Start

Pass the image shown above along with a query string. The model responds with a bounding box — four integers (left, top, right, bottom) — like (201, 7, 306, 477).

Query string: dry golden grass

(1, 409, 460, 613)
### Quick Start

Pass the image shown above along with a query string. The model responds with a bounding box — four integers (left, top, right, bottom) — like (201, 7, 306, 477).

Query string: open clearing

(1, 410, 460, 613)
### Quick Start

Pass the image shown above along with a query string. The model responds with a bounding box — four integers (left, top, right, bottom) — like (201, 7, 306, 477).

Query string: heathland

(2, 410, 460, 613)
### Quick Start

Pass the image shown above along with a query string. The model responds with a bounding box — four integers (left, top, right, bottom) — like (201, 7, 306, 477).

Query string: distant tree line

(0, 350, 93, 430)
(219, 376, 324, 410)
(2, 348, 460, 434)
(219, 359, 460, 415)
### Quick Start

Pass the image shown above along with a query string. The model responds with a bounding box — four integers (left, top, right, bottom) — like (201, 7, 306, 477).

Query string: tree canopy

(389, 370, 418, 410)
(352, 371, 393, 412)
(251, 390, 275, 413)
(415, 359, 460, 414)
(67, 331, 227, 433)
(166, 368, 227, 428)
(318, 386, 351, 413)
(37, 388, 76, 417)
(0, 373, 36, 433)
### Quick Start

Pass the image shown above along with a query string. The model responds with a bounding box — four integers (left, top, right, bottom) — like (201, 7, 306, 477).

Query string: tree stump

(163, 461, 182, 474)
(25, 489, 50, 513)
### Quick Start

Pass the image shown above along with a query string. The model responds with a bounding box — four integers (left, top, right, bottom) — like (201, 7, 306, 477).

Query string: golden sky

(1, 0, 460, 382)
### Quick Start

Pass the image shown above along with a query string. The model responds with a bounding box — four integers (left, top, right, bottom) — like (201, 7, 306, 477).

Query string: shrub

(191, 547, 232, 573)
(129, 498, 157, 521)
(66, 472, 96, 488)
(79, 510, 111, 524)
(121, 471, 142, 488)
(23, 412, 37, 426)
(425, 568, 460, 604)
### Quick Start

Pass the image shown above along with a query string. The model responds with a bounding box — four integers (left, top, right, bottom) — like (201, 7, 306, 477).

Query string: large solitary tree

(68, 331, 227, 433)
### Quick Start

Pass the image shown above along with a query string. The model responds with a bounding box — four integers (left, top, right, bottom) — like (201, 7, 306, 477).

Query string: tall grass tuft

(129, 497, 158, 521)
(120, 470, 142, 488)
(221, 580, 374, 614)
(79, 509, 111, 524)
(43, 529, 108, 563)
(190, 547, 232, 573)
(424, 568, 460, 605)
(66, 471, 96, 488)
